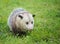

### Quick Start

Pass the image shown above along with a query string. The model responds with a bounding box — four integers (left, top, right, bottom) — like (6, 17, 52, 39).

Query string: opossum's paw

(19, 31, 27, 36)
(13, 31, 27, 36)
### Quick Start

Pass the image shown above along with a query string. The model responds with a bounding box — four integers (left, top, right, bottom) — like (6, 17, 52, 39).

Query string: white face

(16, 12, 34, 31)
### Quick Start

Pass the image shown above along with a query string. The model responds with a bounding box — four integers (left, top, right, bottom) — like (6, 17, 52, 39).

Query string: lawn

(0, 0, 60, 44)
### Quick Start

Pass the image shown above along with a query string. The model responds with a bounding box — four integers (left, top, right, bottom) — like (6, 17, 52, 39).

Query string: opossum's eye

(18, 15, 23, 19)
(26, 22, 29, 25)
(31, 21, 33, 24)
(33, 14, 35, 17)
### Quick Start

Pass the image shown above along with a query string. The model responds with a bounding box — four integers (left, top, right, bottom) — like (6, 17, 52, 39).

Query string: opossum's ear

(33, 14, 35, 17)
(18, 15, 23, 19)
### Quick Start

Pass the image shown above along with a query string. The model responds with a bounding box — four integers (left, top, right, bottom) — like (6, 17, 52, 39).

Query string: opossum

(7, 8, 35, 35)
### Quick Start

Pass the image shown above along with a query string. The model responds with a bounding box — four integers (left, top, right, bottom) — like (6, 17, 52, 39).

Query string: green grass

(0, 0, 60, 44)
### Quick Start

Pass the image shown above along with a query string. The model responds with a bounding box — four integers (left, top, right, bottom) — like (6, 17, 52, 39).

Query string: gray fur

(8, 8, 26, 31)
(7, 8, 34, 35)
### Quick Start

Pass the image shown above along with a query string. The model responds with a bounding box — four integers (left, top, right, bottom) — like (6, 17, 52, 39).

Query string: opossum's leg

(12, 28, 27, 36)
(12, 27, 19, 35)
(18, 31, 27, 36)
(12, 27, 27, 36)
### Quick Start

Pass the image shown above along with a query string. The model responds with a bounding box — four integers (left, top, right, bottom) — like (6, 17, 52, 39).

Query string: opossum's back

(7, 8, 27, 28)
(8, 8, 25, 22)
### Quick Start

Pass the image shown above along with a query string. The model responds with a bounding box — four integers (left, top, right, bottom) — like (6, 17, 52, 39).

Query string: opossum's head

(16, 12, 35, 31)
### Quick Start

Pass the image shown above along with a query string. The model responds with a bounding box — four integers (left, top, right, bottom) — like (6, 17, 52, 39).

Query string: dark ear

(18, 15, 23, 19)
(33, 14, 35, 17)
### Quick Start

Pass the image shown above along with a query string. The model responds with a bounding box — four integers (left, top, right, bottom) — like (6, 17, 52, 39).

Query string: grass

(0, 0, 60, 44)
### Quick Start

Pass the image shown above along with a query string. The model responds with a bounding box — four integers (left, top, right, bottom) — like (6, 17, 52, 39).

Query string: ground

(0, 0, 60, 44)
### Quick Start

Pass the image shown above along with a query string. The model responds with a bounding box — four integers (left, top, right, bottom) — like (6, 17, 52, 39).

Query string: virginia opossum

(7, 8, 35, 35)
